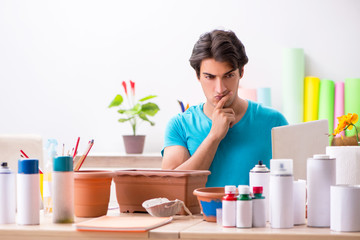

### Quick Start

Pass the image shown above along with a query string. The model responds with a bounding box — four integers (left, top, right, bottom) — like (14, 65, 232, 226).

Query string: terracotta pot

(123, 135, 145, 154)
(193, 187, 226, 222)
(74, 170, 114, 217)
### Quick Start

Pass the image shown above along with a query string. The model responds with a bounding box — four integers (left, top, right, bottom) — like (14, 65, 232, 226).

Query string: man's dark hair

(189, 30, 248, 78)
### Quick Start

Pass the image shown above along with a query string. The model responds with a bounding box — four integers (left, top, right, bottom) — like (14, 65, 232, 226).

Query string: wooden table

(1, 211, 359, 240)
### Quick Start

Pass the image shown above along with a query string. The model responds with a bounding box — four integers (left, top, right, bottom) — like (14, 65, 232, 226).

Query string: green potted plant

(109, 80, 160, 153)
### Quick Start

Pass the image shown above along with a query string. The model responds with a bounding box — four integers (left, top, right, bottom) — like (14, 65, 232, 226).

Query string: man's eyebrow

(202, 69, 237, 76)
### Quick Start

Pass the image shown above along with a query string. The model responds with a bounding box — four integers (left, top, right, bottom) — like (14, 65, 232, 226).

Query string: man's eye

(225, 73, 235, 78)
(205, 75, 215, 79)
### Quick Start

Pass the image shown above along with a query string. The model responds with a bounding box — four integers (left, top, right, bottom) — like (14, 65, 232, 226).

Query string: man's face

(198, 58, 242, 108)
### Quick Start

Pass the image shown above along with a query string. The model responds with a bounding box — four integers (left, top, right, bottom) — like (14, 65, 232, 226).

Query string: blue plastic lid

(18, 159, 39, 174)
(53, 156, 73, 172)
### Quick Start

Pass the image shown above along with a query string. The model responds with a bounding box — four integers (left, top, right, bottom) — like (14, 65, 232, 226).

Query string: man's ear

(239, 67, 244, 78)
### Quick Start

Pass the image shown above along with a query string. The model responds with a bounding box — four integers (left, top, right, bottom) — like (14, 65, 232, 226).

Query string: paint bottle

(52, 156, 74, 223)
(269, 159, 294, 229)
(252, 186, 266, 227)
(43, 139, 58, 215)
(17, 158, 40, 225)
(307, 154, 336, 227)
(236, 185, 252, 228)
(0, 162, 16, 224)
(249, 160, 270, 221)
(222, 185, 237, 228)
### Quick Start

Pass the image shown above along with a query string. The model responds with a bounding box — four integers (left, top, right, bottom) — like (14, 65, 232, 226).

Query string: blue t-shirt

(162, 100, 288, 187)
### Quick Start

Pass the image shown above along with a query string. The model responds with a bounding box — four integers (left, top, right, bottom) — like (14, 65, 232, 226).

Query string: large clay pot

(74, 170, 114, 217)
(193, 187, 225, 222)
(123, 135, 145, 154)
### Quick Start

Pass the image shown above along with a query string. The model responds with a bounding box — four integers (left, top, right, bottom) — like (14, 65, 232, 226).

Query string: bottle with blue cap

(52, 156, 74, 223)
(17, 158, 40, 225)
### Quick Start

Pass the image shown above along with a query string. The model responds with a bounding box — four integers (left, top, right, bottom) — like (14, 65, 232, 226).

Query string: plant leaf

(108, 95, 123, 108)
(141, 102, 160, 116)
(139, 113, 155, 126)
(118, 118, 132, 123)
(139, 95, 157, 102)
(117, 109, 126, 114)
(124, 103, 141, 115)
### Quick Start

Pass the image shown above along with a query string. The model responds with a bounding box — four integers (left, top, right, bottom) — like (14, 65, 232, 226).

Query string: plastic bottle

(43, 139, 58, 215)
(307, 154, 335, 227)
(52, 156, 74, 223)
(236, 185, 252, 228)
(269, 159, 293, 229)
(252, 186, 266, 227)
(0, 162, 16, 224)
(17, 158, 40, 225)
(222, 185, 237, 228)
(249, 160, 270, 221)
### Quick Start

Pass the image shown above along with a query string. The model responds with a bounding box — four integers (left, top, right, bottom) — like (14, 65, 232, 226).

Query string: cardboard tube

(344, 78, 360, 137)
(334, 81, 344, 137)
(318, 79, 335, 144)
(304, 76, 320, 122)
(282, 48, 304, 124)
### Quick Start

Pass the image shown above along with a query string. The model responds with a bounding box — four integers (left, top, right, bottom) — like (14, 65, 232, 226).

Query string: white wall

(1, 0, 359, 154)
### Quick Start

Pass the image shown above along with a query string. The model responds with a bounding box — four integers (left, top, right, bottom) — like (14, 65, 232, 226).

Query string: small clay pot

(74, 170, 114, 217)
(193, 187, 226, 222)
(122, 135, 145, 154)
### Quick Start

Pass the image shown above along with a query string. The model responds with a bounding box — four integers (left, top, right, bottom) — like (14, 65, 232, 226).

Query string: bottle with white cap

(236, 185, 252, 228)
(17, 158, 40, 225)
(222, 185, 237, 227)
(0, 162, 16, 224)
(269, 159, 294, 229)
(249, 161, 270, 221)
(307, 154, 335, 227)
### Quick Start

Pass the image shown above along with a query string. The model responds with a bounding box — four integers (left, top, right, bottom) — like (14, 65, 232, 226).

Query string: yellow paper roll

(304, 76, 320, 122)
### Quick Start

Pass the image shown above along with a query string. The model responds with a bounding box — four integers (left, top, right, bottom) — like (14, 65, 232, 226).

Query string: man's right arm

(162, 93, 235, 170)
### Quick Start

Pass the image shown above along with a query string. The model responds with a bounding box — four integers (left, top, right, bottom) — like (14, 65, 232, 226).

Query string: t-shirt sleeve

(161, 115, 188, 156)
(276, 111, 289, 127)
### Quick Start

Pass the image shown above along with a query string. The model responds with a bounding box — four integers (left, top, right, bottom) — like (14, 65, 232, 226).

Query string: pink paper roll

(238, 88, 257, 102)
(334, 82, 344, 136)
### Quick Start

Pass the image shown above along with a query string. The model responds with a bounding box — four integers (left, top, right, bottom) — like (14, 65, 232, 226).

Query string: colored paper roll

(304, 76, 320, 122)
(238, 88, 257, 102)
(282, 48, 304, 124)
(318, 79, 335, 141)
(344, 78, 360, 137)
(334, 81, 344, 137)
(257, 88, 271, 107)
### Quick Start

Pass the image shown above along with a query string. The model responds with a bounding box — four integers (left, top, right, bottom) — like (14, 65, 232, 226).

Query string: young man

(162, 30, 288, 187)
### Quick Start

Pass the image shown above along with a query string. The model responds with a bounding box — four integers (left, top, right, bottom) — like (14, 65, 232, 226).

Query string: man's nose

(215, 78, 226, 93)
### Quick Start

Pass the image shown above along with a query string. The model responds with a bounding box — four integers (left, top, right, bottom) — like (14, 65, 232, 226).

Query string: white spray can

(222, 185, 237, 227)
(17, 158, 40, 225)
(269, 159, 294, 229)
(0, 162, 16, 224)
(52, 156, 74, 223)
(307, 154, 336, 227)
(249, 161, 270, 221)
(236, 185, 252, 228)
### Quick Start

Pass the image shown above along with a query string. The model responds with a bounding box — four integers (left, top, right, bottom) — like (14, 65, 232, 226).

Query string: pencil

(74, 139, 94, 171)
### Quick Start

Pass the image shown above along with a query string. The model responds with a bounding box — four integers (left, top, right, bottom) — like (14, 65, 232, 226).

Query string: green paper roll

(304, 76, 320, 122)
(345, 78, 360, 137)
(318, 79, 335, 144)
(282, 48, 304, 124)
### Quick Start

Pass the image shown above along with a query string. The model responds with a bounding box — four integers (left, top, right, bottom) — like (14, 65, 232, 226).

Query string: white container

(293, 180, 306, 225)
(236, 185, 252, 228)
(17, 159, 40, 225)
(331, 185, 360, 232)
(307, 154, 336, 227)
(249, 161, 270, 221)
(222, 185, 237, 228)
(252, 186, 266, 228)
(52, 156, 74, 223)
(0, 162, 16, 224)
(269, 159, 294, 229)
